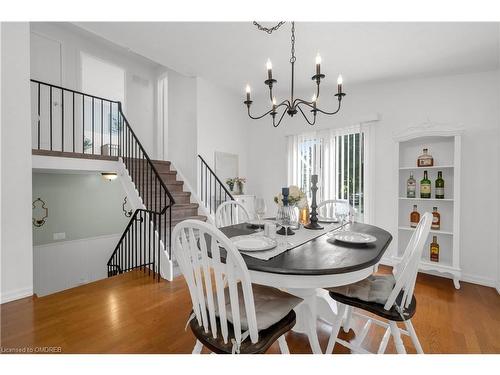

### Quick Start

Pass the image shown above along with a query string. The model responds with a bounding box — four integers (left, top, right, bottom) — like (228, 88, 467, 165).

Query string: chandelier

(244, 22, 346, 127)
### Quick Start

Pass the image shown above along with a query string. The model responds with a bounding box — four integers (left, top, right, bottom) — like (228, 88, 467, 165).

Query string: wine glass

(335, 202, 349, 231)
(276, 204, 298, 247)
(255, 198, 267, 231)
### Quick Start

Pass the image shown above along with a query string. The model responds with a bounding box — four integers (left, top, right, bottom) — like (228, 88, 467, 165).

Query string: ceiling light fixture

(244, 22, 346, 127)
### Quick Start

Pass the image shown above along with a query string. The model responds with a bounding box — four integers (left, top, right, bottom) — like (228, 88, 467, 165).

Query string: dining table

(219, 221, 393, 354)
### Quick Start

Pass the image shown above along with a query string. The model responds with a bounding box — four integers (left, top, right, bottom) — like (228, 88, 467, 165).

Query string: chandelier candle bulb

(266, 59, 273, 80)
(337, 74, 343, 94)
(315, 53, 321, 75)
(245, 84, 251, 102)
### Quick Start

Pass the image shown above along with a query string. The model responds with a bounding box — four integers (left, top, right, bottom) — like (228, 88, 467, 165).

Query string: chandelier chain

(253, 21, 285, 34)
(290, 22, 296, 63)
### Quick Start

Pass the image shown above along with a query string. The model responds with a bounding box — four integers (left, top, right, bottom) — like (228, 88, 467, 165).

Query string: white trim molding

(1, 287, 33, 305)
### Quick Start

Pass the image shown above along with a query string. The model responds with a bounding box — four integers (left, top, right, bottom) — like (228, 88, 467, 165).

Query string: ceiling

(74, 22, 499, 95)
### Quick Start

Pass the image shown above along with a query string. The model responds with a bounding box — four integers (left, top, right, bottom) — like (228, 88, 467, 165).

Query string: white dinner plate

(231, 235, 277, 252)
(330, 231, 377, 244)
(318, 216, 339, 223)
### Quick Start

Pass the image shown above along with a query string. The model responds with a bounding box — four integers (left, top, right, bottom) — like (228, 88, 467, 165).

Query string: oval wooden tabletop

(220, 222, 393, 276)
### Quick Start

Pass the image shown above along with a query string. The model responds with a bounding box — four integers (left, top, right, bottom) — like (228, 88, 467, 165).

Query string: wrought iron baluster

(37, 83, 41, 149)
(61, 88, 64, 152)
(82, 95, 85, 153)
(92, 97, 94, 154)
(72, 92, 75, 152)
(49, 86, 53, 150)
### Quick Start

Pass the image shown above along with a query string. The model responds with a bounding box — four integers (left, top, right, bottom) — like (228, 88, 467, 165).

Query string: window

(287, 126, 369, 222)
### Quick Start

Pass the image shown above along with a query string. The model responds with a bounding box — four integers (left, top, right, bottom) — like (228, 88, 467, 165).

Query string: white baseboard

(381, 256, 498, 290)
(460, 273, 497, 289)
(1, 287, 33, 304)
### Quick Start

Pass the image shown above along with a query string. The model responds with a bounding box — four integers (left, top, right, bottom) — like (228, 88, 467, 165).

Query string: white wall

(247, 70, 500, 287)
(197, 78, 251, 180)
(32, 173, 128, 245)
(30, 22, 164, 158)
(1, 22, 33, 304)
(167, 70, 198, 186)
(33, 233, 120, 296)
(165, 76, 252, 195)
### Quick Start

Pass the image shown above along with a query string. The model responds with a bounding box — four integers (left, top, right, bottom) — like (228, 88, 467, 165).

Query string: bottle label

(421, 184, 431, 194)
(418, 159, 433, 167)
(435, 187, 444, 197)
(432, 216, 439, 224)
(407, 183, 416, 197)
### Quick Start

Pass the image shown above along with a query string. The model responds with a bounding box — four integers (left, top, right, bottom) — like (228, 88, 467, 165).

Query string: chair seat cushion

(328, 274, 396, 304)
(219, 283, 303, 331)
(327, 275, 417, 322)
(190, 309, 296, 354)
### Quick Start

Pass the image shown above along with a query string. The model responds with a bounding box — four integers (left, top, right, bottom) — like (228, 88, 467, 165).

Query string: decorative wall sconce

(122, 196, 133, 217)
(33, 197, 48, 227)
(101, 172, 118, 181)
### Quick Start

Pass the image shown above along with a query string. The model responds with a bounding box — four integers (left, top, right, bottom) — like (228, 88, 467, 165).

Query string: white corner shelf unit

(392, 123, 462, 289)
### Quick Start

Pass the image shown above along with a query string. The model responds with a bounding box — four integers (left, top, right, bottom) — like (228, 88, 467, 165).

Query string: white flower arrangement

(274, 185, 308, 208)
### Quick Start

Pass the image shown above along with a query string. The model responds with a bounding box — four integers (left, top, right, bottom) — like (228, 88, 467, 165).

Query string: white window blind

(287, 125, 371, 222)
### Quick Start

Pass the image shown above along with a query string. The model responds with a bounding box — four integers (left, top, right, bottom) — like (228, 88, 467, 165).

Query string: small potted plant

(233, 177, 246, 195)
(226, 178, 235, 192)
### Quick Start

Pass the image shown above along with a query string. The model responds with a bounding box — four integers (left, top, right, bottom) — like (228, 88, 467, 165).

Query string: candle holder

(304, 174, 323, 230)
(276, 187, 295, 236)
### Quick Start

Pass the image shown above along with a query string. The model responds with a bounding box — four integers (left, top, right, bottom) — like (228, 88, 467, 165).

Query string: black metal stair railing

(198, 154, 234, 217)
(31, 79, 175, 281)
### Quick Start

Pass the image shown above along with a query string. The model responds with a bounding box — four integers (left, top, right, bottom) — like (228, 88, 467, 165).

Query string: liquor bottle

(420, 171, 431, 198)
(410, 205, 420, 228)
(432, 206, 440, 230)
(417, 148, 434, 167)
(430, 236, 439, 262)
(407, 173, 416, 198)
(435, 171, 445, 199)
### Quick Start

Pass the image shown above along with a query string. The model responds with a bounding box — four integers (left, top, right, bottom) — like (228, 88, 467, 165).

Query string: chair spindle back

(172, 219, 259, 347)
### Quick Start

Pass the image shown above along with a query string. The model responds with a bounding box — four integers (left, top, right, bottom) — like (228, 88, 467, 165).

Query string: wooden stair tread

(171, 203, 198, 209)
(151, 160, 171, 166)
(170, 191, 190, 196)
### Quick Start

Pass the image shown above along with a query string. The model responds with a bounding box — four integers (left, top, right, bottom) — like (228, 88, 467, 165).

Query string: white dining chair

(325, 212, 432, 354)
(316, 199, 355, 223)
(215, 200, 250, 228)
(172, 219, 302, 354)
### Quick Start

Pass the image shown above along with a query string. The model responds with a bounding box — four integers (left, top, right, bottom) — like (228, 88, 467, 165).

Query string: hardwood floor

(1, 267, 499, 354)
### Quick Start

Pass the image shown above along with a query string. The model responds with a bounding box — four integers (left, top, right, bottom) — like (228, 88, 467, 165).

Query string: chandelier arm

(294, 98, 315, 108)
(247, 100, 290, 120)
(247, 107, 275, 120)
(273, 106, 288, 128)
(296, 104, 317, 126)
(313, 99, 342, 115)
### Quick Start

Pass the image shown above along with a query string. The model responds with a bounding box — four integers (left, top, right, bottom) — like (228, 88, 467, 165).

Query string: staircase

(30, 79, 207, 282)
(149, 160, 207, 233)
